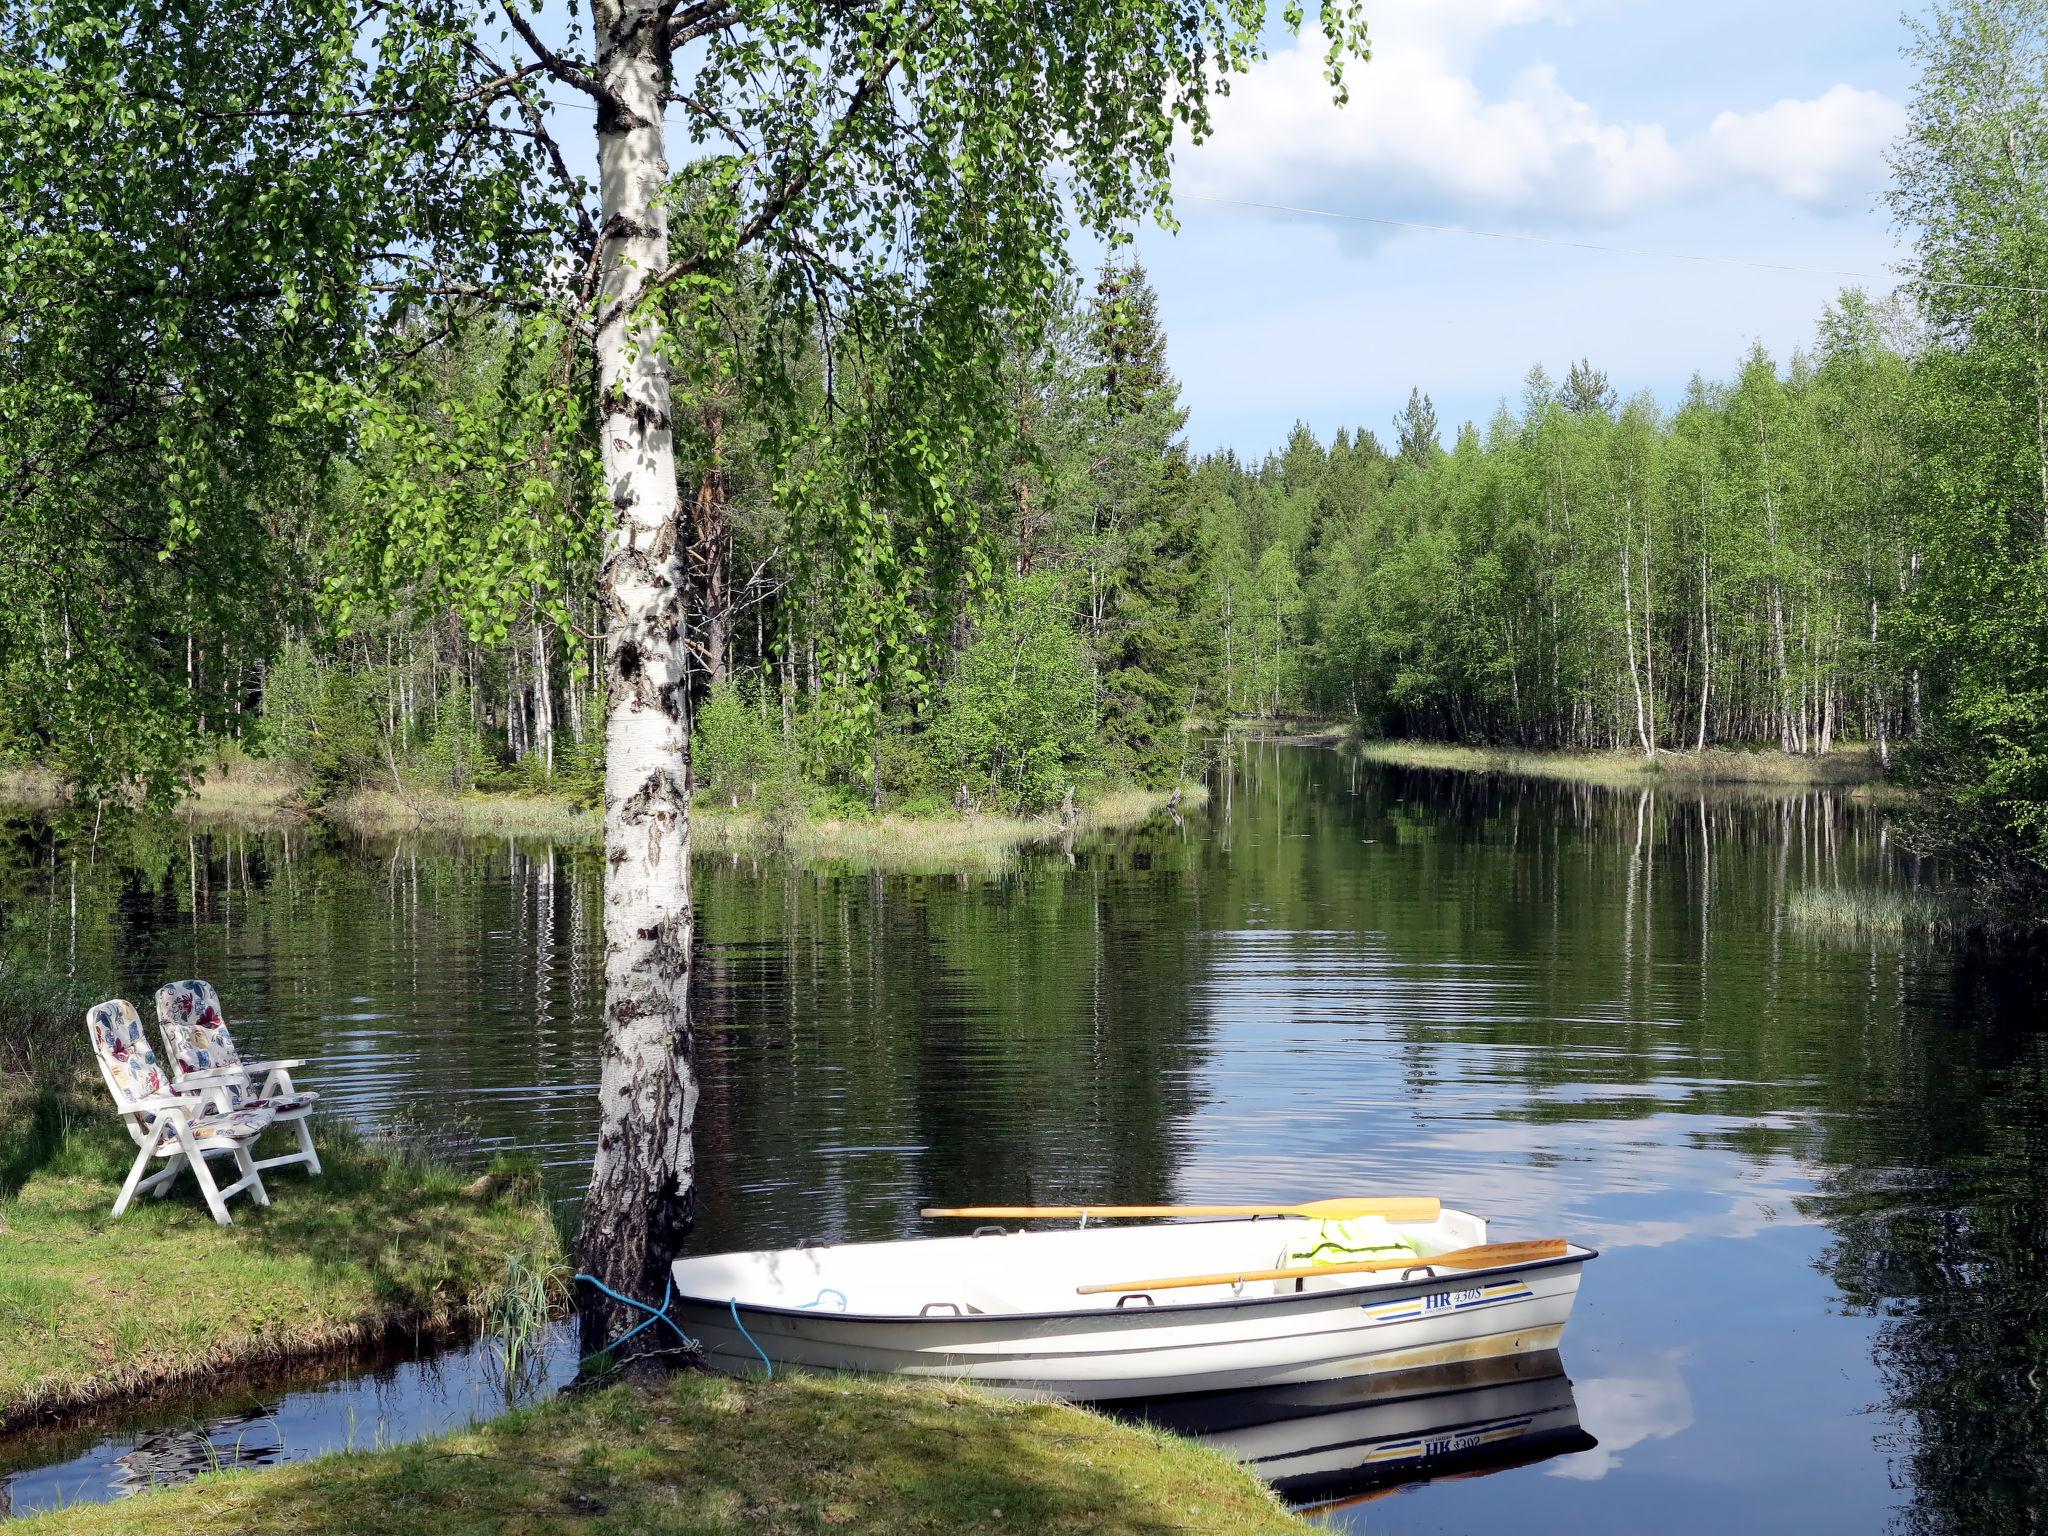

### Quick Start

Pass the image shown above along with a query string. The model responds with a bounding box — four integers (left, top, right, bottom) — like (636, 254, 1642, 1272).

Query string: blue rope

(796, 1287, 849, 1312)
(728, 1298, 773, 1379)
(573, 1273, 699, 1357)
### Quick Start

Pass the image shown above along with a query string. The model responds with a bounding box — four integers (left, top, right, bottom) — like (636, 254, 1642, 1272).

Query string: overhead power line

(1178, 193, 2048, 301)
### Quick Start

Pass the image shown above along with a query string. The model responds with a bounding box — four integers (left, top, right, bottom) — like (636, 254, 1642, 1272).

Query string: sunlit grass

(1349, 738, 1884, 789)
(0, 1077, 559, 1429)
(696, 782, 1209, 874)
(10, 1371, 1313, 1536)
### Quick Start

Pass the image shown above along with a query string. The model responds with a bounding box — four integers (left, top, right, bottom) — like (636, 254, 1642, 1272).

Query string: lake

(3, 741, 2042, 1533)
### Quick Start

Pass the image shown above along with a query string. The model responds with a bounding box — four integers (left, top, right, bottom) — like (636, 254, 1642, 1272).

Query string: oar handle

(1075, 1239, 1571, 1296)
(921, 1197, 1442, 1223)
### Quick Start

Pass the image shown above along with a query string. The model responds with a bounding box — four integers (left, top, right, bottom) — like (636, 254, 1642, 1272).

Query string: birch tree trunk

(574, 0, 700, 1358)
(533, 615, 556, 778)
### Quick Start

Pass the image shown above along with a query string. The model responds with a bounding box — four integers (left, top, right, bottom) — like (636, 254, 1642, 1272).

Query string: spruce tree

(1086, 263, 1209, 780)
(1396, 388, 1442, 466)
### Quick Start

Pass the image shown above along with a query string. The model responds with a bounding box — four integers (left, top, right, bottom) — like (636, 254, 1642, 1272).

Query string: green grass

(1785, 884, 1966, 939)
(8, 1371, 1314, 1535)
(696, 783, 1208, 875)
(1349, 738, 1884, 789)
(329, 782, 1206, 873)
(6, 759, 1207, 873)
(0, 1080, 559, 1430)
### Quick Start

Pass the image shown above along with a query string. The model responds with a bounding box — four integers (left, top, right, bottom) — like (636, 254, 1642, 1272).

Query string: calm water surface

(3, 742, 2043, 1533)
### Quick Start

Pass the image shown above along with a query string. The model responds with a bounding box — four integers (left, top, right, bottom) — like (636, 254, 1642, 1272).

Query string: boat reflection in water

(1113, 1351, 1594, 1513)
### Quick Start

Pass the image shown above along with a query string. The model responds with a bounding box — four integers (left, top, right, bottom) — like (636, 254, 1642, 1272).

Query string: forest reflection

(1, 743, 2040, 1531)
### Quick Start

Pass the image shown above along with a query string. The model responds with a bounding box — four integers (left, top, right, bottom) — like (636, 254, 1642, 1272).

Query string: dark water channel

(3, 742, 2044, 1533)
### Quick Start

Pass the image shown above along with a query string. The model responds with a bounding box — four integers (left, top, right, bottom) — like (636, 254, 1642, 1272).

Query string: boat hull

(671, 1221, 1589, 1401)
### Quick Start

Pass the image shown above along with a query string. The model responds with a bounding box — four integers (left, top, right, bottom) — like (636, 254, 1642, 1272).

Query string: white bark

(574, 0, 700, 1357)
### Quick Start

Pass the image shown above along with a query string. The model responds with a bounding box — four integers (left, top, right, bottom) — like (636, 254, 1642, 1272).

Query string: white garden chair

(155, 979, 322, 1178)
(86, 999, 275, 1226)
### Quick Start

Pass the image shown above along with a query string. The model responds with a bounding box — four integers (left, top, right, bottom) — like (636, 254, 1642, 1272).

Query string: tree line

(178, 262, 1208, 819)
(1204, 306, 1915, 763)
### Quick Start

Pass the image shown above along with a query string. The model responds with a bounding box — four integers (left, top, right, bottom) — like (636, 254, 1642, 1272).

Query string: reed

(482, 1246, 571, 1396)
(1786, 885, 1965, 940)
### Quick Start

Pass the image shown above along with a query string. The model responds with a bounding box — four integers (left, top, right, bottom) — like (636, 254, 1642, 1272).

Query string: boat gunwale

(674, 1245, 1600, 1328)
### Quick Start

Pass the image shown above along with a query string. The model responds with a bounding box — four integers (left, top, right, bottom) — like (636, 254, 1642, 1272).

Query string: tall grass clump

(0, 952, 88, 1083)
(483, 1245, 570, 1397)
(1787, 885, 1965, 940)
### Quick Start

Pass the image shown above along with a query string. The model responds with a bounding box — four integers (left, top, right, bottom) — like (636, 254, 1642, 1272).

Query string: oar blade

(1426, 1238, 1568, 1269)
(1075, 1237, 1574, 1295)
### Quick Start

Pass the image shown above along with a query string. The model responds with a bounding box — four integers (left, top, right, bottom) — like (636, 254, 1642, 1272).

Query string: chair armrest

(244, 1059, 306, 1073)
(176, 1067, 245, 1088)
(130, 1094, 196, 1121)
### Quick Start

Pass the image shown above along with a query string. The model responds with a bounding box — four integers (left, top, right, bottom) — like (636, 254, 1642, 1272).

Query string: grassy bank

(1348, 738, 1885, 790)
(0, 1072, 559, 1430)
(329, 782, 1204, 872)
(4, 761, 1205, 872)
(10, 1371, 1312, 1535)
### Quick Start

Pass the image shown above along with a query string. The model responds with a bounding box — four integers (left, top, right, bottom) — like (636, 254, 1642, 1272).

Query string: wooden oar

(920, 1196, 1442, 1223)
(1075, 1238, 1569, 1296)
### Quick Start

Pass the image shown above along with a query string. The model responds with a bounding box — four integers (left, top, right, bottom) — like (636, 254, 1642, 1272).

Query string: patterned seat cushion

(151, 1106, 275, 1152)
(246, 1091, 318, 1115)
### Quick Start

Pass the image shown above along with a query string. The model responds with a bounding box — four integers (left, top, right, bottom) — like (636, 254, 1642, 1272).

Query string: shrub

(920, 571, 1100, 813)
(694, 683, 795, 806)
(416, 680, 490, 794)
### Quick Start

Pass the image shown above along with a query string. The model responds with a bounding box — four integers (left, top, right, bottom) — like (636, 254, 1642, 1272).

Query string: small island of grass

(8, 1371, 1313, 1536)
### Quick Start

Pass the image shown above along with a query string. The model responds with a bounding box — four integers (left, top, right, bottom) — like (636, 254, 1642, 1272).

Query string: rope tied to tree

(573, 1272, 702, 1359)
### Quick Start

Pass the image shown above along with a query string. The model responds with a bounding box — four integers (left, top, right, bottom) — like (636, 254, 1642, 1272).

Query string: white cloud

(1182, 5, 1900, 224)
(1703, 85, 1907, 206)
(1550, 1351, 1694, 1480)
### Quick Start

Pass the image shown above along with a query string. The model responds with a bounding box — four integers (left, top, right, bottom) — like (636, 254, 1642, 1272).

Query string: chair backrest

(155, 980, 253, 1110)
(86, 999, 173, 1145)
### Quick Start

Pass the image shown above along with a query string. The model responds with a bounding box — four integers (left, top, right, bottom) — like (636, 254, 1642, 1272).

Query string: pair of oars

(919, 1197, 1568, 1295)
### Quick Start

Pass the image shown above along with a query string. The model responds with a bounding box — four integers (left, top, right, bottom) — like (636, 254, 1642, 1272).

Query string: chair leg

(297, 1115, 321, 1177)
(180, 1126, 235, 1227)
(149, 1149, 188, 1197)
(112, 1124, 170, 1218)
(234, 1139, 272, 1208)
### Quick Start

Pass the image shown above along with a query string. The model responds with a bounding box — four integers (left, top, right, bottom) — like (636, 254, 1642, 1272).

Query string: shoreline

(0, 1085, 560, 1434)
(7, 1372, 1314, 1534)
(0, 766, 1206, 871)
(1342, 737, 1892, 792)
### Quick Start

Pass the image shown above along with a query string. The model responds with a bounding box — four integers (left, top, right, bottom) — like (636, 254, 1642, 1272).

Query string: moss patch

(0, 1084, 558, 1429)
(9, 1372, 1312, 1535)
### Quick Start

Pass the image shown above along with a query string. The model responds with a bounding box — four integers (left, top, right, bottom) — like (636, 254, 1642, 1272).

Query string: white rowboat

(668, 1208, 1596, 1400)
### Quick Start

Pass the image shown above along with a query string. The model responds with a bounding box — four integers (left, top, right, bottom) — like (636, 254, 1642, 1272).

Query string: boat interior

(672, 1210, 1505, 1318)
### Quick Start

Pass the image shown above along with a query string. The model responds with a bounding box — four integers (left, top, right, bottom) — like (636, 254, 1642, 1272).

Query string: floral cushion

(155, 974, 245, 1097)
(246, 1091, 318, 1115)
(156, 979, 258, 1110)
(87, 999, 172, 1108)
(141, 1105, 274, 1152)
(177, 1107, 274, 1146)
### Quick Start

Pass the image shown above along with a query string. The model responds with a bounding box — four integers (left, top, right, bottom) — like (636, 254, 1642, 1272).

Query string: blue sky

(1129, 1, 1919, 455)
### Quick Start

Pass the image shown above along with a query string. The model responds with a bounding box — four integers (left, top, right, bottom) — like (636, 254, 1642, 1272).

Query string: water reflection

(2, 743, 2044, 1531)
(0, 1327, 575, 1518)
(1117, 1353, 1596, 1514)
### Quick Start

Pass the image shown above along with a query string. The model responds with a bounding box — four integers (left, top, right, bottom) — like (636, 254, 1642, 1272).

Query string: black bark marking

(599, 384, 673, 434)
